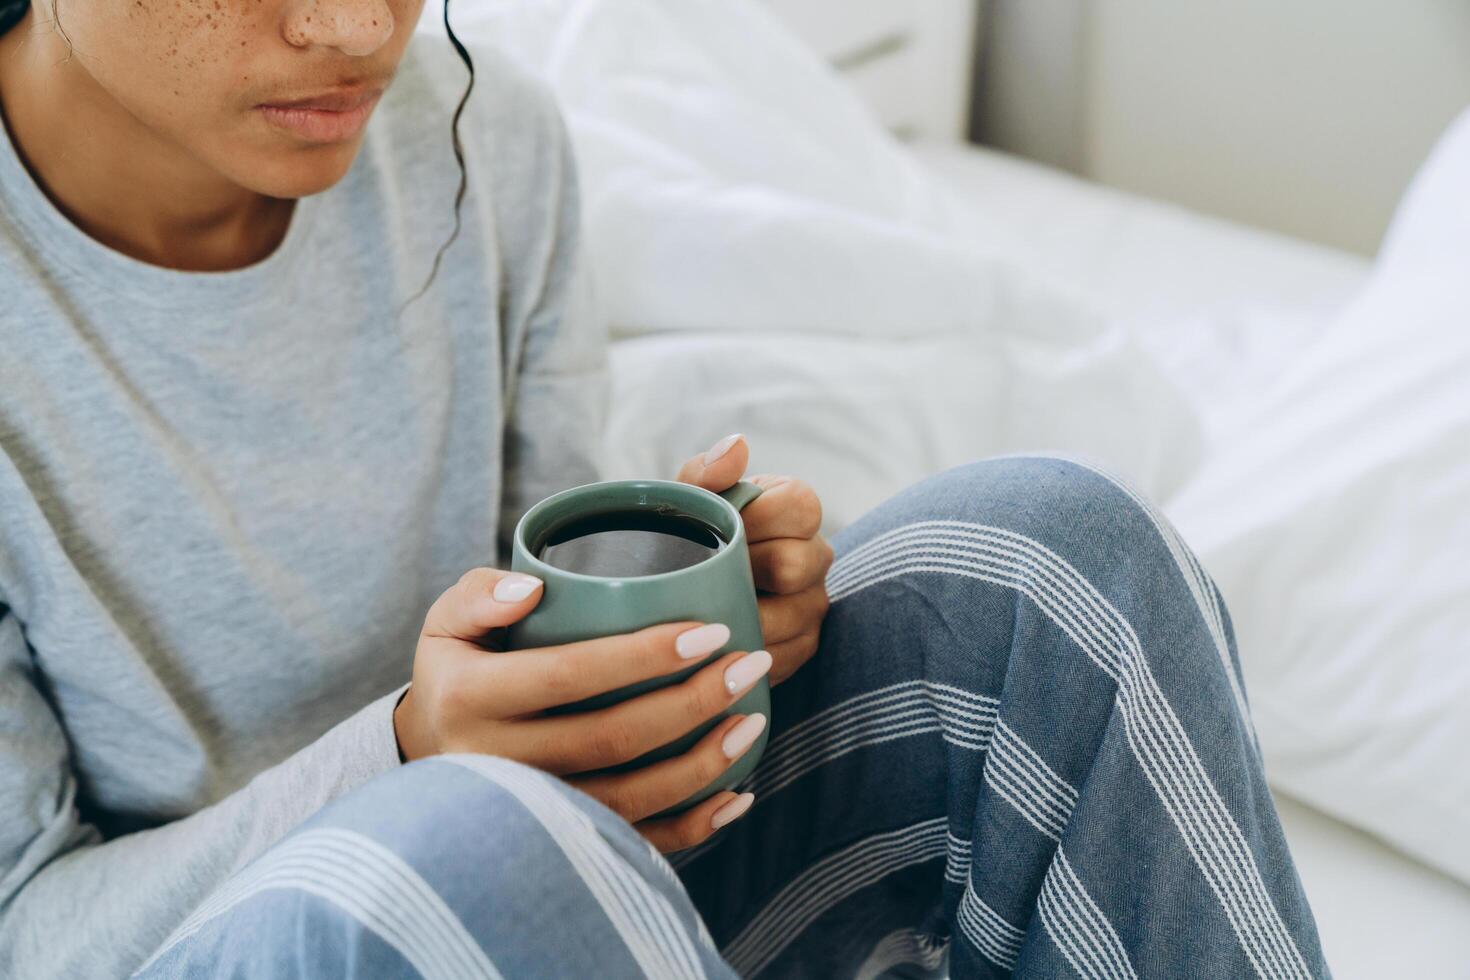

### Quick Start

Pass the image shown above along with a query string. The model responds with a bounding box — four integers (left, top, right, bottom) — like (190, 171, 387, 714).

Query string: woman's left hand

(676, 433, 833, 686)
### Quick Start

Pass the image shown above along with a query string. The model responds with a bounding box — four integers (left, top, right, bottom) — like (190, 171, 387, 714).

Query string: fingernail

(492, 573, 542, 602)
(711, 792, 755, 830)
(724, 650, 772, 695)
(675, 623, 730, 660)
(703, 432, 742, 466)
(722, 714, 767, 759)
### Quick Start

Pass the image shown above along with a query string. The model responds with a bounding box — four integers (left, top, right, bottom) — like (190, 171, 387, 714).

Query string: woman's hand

(676, 434, 833, 687)
(395, 569, 769, 852)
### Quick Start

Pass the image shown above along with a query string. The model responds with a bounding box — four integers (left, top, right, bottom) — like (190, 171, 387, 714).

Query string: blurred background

(757, 0, 1470, 254)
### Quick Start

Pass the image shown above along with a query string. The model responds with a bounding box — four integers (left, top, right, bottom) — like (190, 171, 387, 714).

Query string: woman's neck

(0, 14, 293, 271)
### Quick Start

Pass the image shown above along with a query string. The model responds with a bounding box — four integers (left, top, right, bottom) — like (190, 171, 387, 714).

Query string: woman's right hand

(394, 567, 771, 853)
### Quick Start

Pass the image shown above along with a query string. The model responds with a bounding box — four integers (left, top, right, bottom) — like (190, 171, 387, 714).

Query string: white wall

(975, 0, 1470, 255)
(757, 0, 980, 141)
(972, 0, 1087, 172)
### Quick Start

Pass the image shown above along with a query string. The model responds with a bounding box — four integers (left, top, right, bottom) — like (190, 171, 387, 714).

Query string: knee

(826, 456, 1246, 722)
(835, 454, 1210, 640)
(902, 455, 1160, 557)
(829, 453, 1178, 625)
(926, 457, 1238, 686)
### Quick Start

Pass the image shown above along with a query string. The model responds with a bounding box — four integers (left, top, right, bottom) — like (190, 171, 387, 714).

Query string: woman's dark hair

(403, 0, 475, 310)
(0, 0, 475, 308)
(0, 0, 29, 36)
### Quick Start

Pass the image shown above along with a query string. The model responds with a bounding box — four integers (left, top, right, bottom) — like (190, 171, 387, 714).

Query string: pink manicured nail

(492, 574, 542, 602)
(711, 792, 755, 830)
(724, 650, 772, 695)
(703, 432, 743, 465)
(722, 714, 767, 759)
(675, 623, 730, 660)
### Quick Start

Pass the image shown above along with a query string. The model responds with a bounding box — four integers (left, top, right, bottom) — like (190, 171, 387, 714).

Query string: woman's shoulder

(380, 32, 570, 171)
(365, 31, 581, 305)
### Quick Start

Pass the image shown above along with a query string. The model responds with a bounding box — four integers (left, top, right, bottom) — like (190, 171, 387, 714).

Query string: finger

(757, 582, 831, 645)
(639, 791, 757, 854)
(767, 628, 822, 687)
(522, 648, 772, 773)
(749, 536, 834, 595)
(674, 432, 748, 492)
(422, 567, 545, 642)
(465, 619, 731, 718)
(738, 476, 823, 542)
(570, 712, 766, 823)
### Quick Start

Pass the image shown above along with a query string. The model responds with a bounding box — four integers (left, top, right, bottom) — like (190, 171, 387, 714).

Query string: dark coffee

(537, 509, 727, 577)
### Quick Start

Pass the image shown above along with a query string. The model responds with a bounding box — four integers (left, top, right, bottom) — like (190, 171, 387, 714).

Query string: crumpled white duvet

(450, 0, 1204, 523)
(444, 0, 1470, 884)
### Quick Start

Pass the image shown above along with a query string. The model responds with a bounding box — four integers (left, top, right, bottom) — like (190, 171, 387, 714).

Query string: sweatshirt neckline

(0, 106, 323, 310)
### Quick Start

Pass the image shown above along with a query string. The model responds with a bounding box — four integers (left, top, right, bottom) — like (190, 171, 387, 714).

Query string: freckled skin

(0, 0, 425, 268)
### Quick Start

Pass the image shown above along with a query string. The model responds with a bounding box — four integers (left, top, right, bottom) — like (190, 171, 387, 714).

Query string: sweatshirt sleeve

(492, 72, 612, 567)
(0, 602, 407, 978)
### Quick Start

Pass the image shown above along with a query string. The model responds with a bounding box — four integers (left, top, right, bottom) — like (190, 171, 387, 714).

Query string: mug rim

(512, 478, 748, 584)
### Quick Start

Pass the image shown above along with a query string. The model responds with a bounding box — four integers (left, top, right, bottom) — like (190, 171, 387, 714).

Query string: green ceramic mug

(506, 478, 769, 813)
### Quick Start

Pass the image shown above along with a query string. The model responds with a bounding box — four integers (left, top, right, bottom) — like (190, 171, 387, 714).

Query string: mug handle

(717, 480, 764, 512)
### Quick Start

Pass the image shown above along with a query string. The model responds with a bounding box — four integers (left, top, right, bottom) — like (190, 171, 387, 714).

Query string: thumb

(675, 432, 748, 491)
(423, 567, 543, 641)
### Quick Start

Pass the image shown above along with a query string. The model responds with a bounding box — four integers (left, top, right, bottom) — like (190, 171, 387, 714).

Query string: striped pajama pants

(136, 457, 1329, 979)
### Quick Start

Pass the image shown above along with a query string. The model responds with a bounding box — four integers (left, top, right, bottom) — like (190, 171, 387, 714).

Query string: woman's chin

(226, 138, 366, 200)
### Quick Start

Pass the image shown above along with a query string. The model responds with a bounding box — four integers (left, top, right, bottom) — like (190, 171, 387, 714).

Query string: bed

(444, 2, 1470, 973)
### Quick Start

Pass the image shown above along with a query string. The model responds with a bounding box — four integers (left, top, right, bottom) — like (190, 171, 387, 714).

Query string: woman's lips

(257, 89, 383, 143)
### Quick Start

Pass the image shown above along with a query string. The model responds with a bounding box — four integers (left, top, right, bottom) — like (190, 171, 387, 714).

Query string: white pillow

(1171, 106, 1470, 883)
(1375, 107, 1470, 277)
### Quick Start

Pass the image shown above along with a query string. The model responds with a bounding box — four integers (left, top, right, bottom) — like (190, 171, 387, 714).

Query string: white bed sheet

(909, 139, 1470, 979)
(910, 141, 1370, 438)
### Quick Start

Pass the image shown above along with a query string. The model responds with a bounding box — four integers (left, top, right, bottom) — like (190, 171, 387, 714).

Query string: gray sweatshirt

(0, 35, 608, 978)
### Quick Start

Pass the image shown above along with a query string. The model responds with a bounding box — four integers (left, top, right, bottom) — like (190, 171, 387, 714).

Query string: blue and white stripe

(721, 817, 951, 977)
(823, 519, 1311, 980)
(137, 827, 501, 980)
(984, 718, 1079, 843)
(943, 830, 971, 887)
(956, 884, 1026, 970)
(1037, 455, 1255, 742)
(443, 756, 713, 979)
(670, 680, 997, 872)
(748, 679, 997, 799)
(684, 679, 1072, 974)
(1038, 849, 1139, 980)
